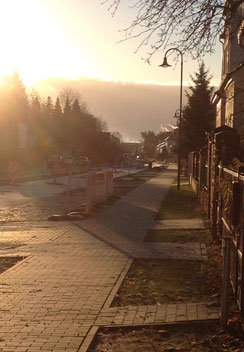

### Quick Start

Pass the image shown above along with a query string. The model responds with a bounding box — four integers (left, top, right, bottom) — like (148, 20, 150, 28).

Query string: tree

(53, 98, 63, 119)
(71, 99, 81, 115)
(105, 0, 239, 60)
(63, 98, 71, 117)
(59, 87, 82, 109)
(141, 130, 158, 158)
(181, 62, 215, 158)
(44, 96, 54, 118)
(111, 131, 123, 143)
(0, 71, 29, 163)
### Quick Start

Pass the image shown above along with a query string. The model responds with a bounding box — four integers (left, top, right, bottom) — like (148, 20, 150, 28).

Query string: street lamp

(159, 48, 183, 190)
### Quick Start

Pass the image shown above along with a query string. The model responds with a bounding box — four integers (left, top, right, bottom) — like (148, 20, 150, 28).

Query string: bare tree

(104, 0, 243, 61)
(59, 87, 89, 112)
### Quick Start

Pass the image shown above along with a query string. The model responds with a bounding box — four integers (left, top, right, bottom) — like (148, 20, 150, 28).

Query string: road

(0, 167, 178, 352)
(0, 174, 86, 209)
(0, 167, 143, 222)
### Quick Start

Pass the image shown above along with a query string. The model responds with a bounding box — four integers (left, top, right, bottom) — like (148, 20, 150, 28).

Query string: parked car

(47, 155, 63, 169)
(76, 156, 90, 168)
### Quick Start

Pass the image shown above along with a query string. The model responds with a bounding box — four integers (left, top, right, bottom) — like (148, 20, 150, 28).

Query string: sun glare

(0, 0, 94, 86)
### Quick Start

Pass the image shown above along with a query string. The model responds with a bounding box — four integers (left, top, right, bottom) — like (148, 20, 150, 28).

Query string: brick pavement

(0, 169, 174, 351)
(95, 303, 219, 326)
(0, 222, 129, 351)
(0, 167, 218, 352)
(0, 191, 83, 223)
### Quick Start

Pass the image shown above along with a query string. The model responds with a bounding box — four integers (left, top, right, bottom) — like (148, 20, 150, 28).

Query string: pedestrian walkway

(0, 166, 217, 352)
(95, 303, 219, 327)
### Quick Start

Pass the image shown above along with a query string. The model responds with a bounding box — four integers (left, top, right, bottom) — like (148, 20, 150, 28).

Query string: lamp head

(159, 56, 171, 68)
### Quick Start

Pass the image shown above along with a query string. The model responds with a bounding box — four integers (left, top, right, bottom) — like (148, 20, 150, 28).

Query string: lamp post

(159, 48, 183, 190)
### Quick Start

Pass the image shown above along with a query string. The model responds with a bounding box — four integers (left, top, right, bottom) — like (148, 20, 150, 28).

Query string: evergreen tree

(63, 98, 71, 117)
(181, 63, 215, 158)
(71, 99, 81, 115)
(53, 98, 63, 118)
(141, 130, 158, 158)
(53, 98, 64, 153)
(0, 71, 29, 163)
(53, 98, 63, 119)
(44, 96, 54, 118)
(31, 97, 42, 117)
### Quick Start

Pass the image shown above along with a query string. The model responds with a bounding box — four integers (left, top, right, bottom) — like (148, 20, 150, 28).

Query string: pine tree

(71, 99, 81, 115)
(52, 98, 64, 153)
(44, 96, 54, 118)
(141, 130, 158, 158)
(0, 71, 30, 163)
(181, 62, 215, 158)
(63, 98, 71, 117)
(53, 98, 62, 119)
(31, 97, 42, 117)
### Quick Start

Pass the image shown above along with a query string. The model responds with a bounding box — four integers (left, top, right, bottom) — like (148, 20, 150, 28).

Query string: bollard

(65, 169, 72, 215)
(220, 236, 231, 326)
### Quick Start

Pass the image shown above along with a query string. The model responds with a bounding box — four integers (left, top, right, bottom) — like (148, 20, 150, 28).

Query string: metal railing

(216, 165, 244, 318)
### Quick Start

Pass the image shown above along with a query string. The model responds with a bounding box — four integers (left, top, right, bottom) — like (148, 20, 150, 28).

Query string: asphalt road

(0, 167, 143, 222)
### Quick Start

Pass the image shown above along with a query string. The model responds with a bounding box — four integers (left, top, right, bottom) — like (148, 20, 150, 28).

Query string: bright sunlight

(0, 0, 92, 85)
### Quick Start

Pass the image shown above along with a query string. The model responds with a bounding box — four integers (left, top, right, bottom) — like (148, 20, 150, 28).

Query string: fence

(188, 148, 209, 213)
(84, 169, 114, 212)
(215, 165, 244, 318)
(188, 150, 244, 321)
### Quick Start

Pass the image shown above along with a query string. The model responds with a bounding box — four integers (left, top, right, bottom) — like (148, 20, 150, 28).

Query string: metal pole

(177, 54, 183, 190)
(220, 236, 231, 326)
(159, 48, 183, 190)
(65, 169, 72, 215)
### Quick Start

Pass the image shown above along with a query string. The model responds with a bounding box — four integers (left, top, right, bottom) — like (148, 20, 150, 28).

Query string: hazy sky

(0, 0, 223, 87)
(35, 77, 187, 141)
(0, 0, 224, 141)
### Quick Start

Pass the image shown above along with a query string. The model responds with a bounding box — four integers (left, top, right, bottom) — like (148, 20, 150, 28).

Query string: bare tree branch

(103, 0, 243, 60)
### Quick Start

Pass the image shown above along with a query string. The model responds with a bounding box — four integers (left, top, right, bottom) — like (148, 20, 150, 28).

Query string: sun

(0, 0, 94, 86)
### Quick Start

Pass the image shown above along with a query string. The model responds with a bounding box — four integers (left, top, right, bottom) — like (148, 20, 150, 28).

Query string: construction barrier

(84, 170, 114, 212)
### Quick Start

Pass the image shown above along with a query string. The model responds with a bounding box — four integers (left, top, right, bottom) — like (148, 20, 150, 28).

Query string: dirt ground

(0, 256, 24, 274)
(112, 246, 222, 307)
(90, 322, 242, 352)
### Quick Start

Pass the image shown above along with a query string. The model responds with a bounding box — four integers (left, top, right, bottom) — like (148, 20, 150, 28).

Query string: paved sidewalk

(0, 168, 178, 352)
(95, 303, 219, 326)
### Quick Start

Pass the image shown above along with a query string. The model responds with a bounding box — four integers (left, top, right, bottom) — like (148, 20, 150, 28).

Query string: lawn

(156, 183, 203, 220)
(145, 229, 211, 243)
(112, 257, 221, 306)
(90, 322, 241, 352)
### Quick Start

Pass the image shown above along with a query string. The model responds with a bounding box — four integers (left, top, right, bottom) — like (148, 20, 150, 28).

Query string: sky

(0, 0, 224, 140)
(0, 0, 223, 86)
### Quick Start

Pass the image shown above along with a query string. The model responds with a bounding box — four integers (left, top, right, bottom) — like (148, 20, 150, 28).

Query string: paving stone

(0, 167, 218, 352)
(99, 303, 219, 327)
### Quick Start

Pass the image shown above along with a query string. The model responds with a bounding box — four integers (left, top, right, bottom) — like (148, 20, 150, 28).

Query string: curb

(79, 259, 133, 352)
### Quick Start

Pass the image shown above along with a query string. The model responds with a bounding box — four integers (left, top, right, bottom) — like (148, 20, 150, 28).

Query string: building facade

(213, 1, 244, 134)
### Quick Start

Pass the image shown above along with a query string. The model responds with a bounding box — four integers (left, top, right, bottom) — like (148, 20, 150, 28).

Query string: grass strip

(113, 257, 221, 306)
(92, 322, 241, 352)
(145, 229, 211, 243)
(156, 183, 203, 220)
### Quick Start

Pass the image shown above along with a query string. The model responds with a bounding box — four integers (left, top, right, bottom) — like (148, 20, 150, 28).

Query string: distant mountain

(33, 77, 187, 142)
